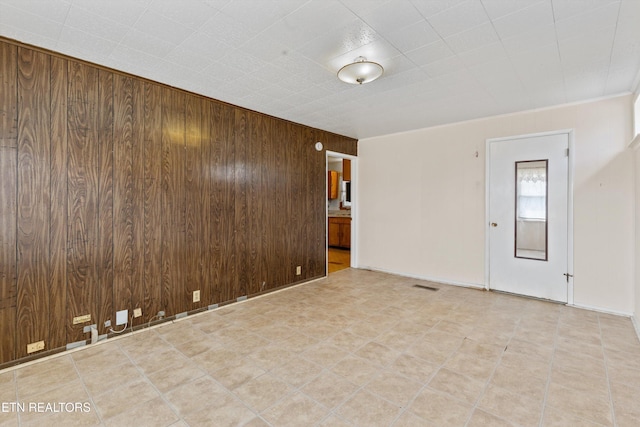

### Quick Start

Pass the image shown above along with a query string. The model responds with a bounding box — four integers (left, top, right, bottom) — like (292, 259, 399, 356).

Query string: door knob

(491, 222, 498, 227)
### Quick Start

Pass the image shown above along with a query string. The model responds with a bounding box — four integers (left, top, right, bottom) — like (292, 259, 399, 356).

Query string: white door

(488, 132, 569, 302)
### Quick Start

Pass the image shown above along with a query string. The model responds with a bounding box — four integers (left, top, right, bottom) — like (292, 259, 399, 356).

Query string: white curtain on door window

(517, 167, 546, 220)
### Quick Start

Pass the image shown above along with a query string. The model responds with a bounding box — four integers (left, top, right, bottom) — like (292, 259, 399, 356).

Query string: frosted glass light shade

(337, 56, 384, 85)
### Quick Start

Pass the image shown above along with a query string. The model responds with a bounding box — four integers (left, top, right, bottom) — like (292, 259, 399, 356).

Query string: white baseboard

(358, 265, 486, 290)
(633, 314, 640, 343)
(566, 302, 633, 318)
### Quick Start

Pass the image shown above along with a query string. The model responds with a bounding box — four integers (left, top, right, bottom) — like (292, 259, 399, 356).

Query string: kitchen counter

(328, 210, 351, 218)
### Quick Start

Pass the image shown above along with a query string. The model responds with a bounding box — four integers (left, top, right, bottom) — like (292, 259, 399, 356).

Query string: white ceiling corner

(0, 0, 638, 139)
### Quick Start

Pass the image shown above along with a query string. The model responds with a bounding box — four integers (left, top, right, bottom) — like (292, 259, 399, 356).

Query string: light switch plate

(116, 309, 128, 326)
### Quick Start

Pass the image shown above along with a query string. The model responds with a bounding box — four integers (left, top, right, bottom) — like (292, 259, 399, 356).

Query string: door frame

(326, 150, 358, 272)
(484, 129, 575, 304)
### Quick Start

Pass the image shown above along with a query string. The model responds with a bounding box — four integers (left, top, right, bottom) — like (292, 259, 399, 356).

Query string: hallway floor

(328, 248, 351, 274)
(1, 269, 640, 426)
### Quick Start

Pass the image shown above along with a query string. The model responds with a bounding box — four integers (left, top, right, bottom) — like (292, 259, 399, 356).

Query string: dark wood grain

(161, 87, 186, 315)
(0, 41, 17, 364)
(143, 82, 162, 319)
(112, 75, 145, 325)
(49, 56, 69, 349)
(66, 61, 99, 344)
(234, 109, 248, 298)
(185, 94, 203, 309)
(16, 48, 51, 358)
(0, 37, 358, 365)
(113, 74, 134, 323)
(97, 69, 113, 335)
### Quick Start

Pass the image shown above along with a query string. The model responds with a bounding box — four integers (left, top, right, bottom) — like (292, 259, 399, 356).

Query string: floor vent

(413, 284, 439, 291)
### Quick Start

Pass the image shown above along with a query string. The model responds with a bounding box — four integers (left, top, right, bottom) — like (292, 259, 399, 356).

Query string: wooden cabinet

(343, 159, 351, 181)
(328, 217, 351, 248)
(328, 171, 338, 199)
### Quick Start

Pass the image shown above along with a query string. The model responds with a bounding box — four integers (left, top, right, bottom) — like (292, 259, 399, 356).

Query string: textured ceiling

(1, 0, 639, 139)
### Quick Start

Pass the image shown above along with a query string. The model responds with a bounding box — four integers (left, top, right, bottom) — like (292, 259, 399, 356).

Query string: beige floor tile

(317, 414, 354, 427)
(477, 384, 543, 427)
(504, 338, 554, 362)
(71, 342, 128, 374)
(553, 348, 607, 378)
(406, 336, 459, 365)
(545, 382, 613, 426)
(145, 358, 206, 393)
(498, 351, 551, 379)
(467, 409, 516, 427)
(392, 410, 438, 427)
(82, 360, 145, 396)
(157, 321, 210, 346)
(409, 388, 473, 426)
(274, 332, 319, 353)
(388, 353, 438, 384)
(444, 351, 498, 382)
(610, 381, 640, 416)
(4, 268, 639, 425)
(172, 337, 216, 358)
(245, 344, 296, 371)
(541, 407, 604, 426)
(607, 364, 640, 389)
(17, 379, 92, 426)
(269, 356, 323, 388)
(15, 356, 79, 400)
(365, 370, 423, 407)
(262, 392, 327, 427)
(93, 377, 159, 420)
(164, 375, 231, 417)
(209, 358, 266, 391)
(302, 370, 359, 410)
(354, 341, 400, 368)
(302, 342, 350, 368)
(428, 368, 486, 405)
(0, 371, 16, 402)
(135, 347, 189, 375)
(191, 346, 243, 373)
(0, 412, 18, 427)
(233, 372, 292, 412)
(117, 330, 166, 360)
(330, 354, 380, 386)
(556, 335, 604, 360)
(182, 392, 252, 426)
(337, 389, 401, 426)
(105, 396, 178, 427)
(325, 331, 369, 353)
(489, 364, 548, 402)
(549, 365, 610, 399)
(22, 407, 100, 427)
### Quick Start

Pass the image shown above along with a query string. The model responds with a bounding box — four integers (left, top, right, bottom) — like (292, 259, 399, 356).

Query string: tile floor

(1, 268, 640, 426)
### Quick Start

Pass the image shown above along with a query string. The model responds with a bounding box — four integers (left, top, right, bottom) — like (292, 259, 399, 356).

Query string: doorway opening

(326, 151, 356, 274)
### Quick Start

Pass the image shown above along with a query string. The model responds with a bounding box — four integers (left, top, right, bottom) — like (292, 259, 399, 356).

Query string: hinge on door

(563, 273, 573, 282)
(565, 148, 569, 157)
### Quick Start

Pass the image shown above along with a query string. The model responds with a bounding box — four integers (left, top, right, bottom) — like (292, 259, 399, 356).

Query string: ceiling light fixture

(337, 56, 384, 85)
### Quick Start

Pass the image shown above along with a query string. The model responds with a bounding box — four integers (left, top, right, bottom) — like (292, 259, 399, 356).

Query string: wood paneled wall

(0, 38, 357, 366)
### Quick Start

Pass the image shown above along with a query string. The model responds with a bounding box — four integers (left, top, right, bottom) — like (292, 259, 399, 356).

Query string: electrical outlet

(72, 314, 91, 325)
(193, 290, 200, 303)
(104, 319, 111, 328)
(116, 309, 128, 326)
(27, 340, 45, 354)
(133, 308, 142, 318)
(296, 266, 301, 275)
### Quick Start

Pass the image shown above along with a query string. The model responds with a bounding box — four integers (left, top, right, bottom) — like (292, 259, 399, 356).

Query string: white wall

(358, 94, 635, 315)
(635, 134, 640, 330)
